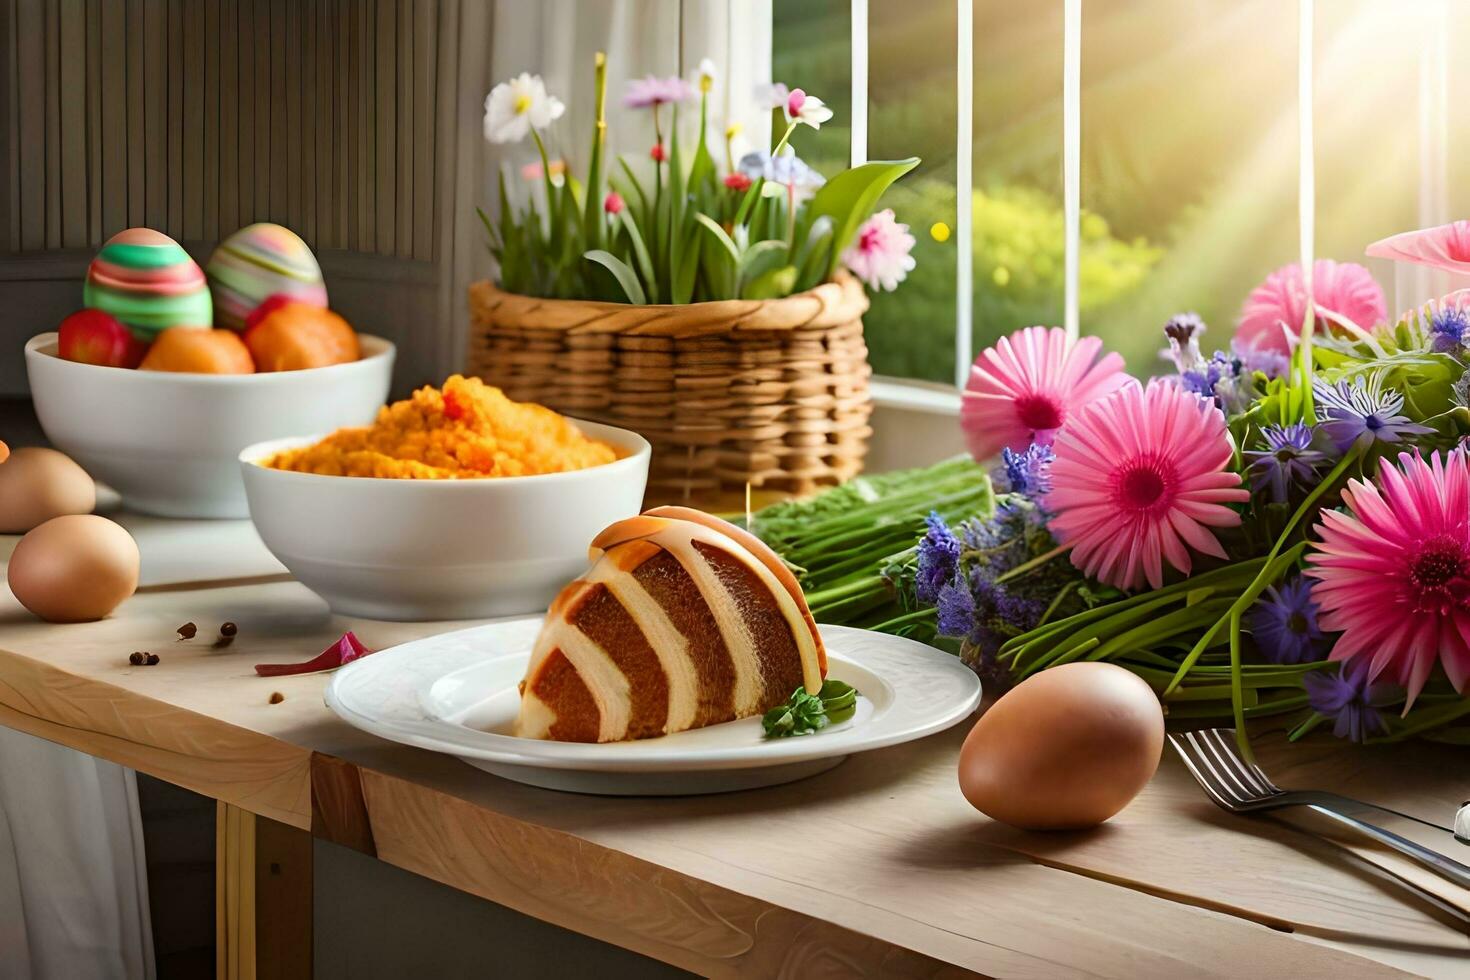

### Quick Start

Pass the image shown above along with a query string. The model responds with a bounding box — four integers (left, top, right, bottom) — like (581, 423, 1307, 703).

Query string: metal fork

(1168, 728, 1470, 891)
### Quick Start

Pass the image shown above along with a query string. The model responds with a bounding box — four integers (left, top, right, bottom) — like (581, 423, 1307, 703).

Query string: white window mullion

(1062, 0, 1081, 342)
(1413, 0, 1450, 307)
(954, 0, 974, 388)
(1298, 0, 1315, 323)
(850, 0, 868, 168)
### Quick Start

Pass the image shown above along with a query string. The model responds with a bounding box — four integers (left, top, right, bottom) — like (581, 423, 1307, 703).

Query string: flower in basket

(483, 73, 565, 145)
(478, 54, 919, 307)
(842, 209, 917, 293)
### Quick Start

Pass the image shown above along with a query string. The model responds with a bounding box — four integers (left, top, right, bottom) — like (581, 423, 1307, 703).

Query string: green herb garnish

(761, 680, 860, 738)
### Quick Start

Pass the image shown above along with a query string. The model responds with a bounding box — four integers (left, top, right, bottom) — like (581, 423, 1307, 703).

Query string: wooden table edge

(0, 643, 989, 975)
(0, 640, 1451, 978)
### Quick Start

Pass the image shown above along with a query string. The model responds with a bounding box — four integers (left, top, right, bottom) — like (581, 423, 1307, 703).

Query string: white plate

(325, 619, 981, 795)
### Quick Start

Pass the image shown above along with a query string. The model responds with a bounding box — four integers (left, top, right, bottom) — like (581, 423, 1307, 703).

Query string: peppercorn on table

(1, 515, 1467, 979)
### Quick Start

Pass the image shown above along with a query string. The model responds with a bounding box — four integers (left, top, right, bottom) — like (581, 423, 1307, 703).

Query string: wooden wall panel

(0, 0, 441, 259)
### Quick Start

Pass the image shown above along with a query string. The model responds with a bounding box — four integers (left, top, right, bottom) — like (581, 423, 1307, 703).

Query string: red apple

(57, 309, 147, 368)
(242, 293, 298, 335)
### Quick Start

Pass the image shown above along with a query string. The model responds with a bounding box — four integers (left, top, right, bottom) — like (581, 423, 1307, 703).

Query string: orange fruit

(139, 328, 255, 374)
(244, 304, 359, 372)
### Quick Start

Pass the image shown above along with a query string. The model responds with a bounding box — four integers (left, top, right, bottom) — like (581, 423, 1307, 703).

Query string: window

(774, 0, 1470, 386)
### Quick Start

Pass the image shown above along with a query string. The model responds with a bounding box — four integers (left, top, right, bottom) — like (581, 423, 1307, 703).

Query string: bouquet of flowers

(480, 58, 918, 304)
(750, 221, 1470, 753)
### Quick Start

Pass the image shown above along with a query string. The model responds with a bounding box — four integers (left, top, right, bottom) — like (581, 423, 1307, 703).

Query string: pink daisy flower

(623, 75, 694, 109)
(1044, 380, 1249, 591)
(1305, 449, 1470, 706)
(841, 209, 916, 292)
(960, 326, 1130, 461)
(1234, 259, 1386, 357)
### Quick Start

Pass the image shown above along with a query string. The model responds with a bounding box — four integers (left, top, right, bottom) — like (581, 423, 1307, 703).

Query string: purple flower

(1248, 577, 1328, 664)
(999, 443, 1054, 497)
(1430, 306, 1469, 354)
(935, 571, 976, 638)
(973, 574, 1043, 636)
(1312, 376, 1434, 452)
(1161, 316, 1255, 414)
(754, 82, 790, 109)
(915, 512, 960, 604)
(1163, 312, 1208, 373)
(1243, 424, 1327, 503)
(623, 75, 694, 109)
(1232, 340, 1290, 380)
(1302, 658, 1397, 742)
(1179, 351, 1253, 414)
(738, 150, 825, 192)
(957, 503, 1034, 575)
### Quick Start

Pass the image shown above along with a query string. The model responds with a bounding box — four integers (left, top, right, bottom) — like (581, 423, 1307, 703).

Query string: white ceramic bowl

(238, 423, 651, 621)
(25, 332, 395, 519)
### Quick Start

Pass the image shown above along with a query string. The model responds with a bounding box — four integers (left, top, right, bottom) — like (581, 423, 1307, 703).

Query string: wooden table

(1, 516, 1467, 979)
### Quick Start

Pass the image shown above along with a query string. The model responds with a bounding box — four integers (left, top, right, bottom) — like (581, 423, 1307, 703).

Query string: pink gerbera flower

(1234, 259, 1386, 357)
(960, 326, 1130, 461)
(842, 209, 916, 292)
(1366, 220, 1470, 276)
(1305, 449, 1470, 706)
(1044, 380, 1249, 591)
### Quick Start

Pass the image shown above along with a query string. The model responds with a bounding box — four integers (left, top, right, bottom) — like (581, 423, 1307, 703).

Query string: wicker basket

(466, 274, 873, 508)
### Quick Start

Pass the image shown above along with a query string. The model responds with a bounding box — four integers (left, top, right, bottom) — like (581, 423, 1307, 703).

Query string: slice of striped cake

(516, 506, 827, 742)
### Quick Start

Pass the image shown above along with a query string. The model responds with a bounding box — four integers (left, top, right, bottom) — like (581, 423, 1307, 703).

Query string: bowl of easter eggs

(25, 225, 394, 519)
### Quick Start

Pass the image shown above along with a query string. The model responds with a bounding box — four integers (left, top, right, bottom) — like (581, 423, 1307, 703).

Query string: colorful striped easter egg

(206, 223, 328, 331)
(83, 228, 213, 341)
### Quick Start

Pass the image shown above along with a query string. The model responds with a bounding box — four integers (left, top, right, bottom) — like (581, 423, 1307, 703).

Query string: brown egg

(958, 662, 1164, 830)
(7, 515, 139, 622)
(0, 447, 96, 533)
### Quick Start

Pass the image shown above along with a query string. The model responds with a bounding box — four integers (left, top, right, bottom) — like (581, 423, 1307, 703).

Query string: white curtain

(0, 729, 154, 980)
(487, 0, 773, 199)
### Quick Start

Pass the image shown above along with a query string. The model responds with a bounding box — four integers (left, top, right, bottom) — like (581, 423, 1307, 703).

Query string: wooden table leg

(216, 802, 313, 979)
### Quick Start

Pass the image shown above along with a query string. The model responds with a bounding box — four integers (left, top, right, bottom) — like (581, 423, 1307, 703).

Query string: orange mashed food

(265, 375, 618, 479)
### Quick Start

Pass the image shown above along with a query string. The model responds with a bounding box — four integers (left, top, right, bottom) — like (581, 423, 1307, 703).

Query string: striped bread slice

(515, 510, 826, 742)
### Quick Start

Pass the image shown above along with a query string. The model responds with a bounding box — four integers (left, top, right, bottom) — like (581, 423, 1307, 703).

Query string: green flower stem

(1012, 592, 1190, 678)
(1162, 443, 1364, 697)
(1297, 294, 1317, 425)
(1086, 598, 1234, 664)
(1228, 608, 1252, 762)
(1037, 580, 1078, 626)
(770, 120, 798, 159)
(1243, 693, 1310, 718)
(804, 574, 888, 609)
(802, 550, 905, 588)
(652, 103, 664, 197)
(1288, 712, 1326, 742)
(810, 591, 892, 623)
(733, 121, 799, 228)
(778, 488, 990, 564)
(582, 52, 607, 249)
(866, 606, 937, 632)
(785, 183, 797, 247)
(1372, 696, 1470, 743)
(993, 543, 1069, 585)
(1001, 558, 1265, 659)
(530, 128, 558, 233)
